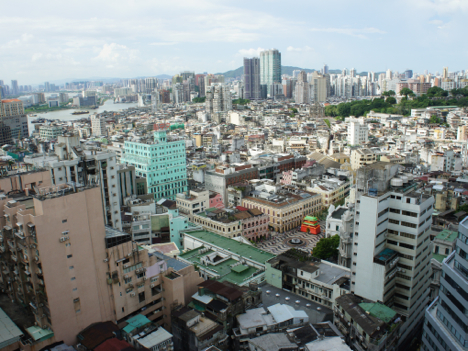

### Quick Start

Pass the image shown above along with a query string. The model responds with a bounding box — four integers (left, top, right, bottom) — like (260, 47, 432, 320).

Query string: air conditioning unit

(124, 275, 129, 279)
(130, 292, 136, 297)
(143, 277, 147, 281)
(124, 264, 129, 268)
(127, 253, 132, 257)
(150, 284, 155, 288)
(132, 248, 137, 252)
(103, 258, 109, 263)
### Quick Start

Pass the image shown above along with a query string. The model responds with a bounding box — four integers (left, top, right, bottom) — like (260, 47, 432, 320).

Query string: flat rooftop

(182, 230, 275, 264)
(434, 229, 458, 243)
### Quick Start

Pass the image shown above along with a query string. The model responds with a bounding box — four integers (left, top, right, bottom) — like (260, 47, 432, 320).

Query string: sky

(1, 0, 467, 85)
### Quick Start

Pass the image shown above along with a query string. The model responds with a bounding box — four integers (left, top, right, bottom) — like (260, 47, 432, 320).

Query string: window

(138, 292, 145, 303)
(67, 254, 73, 258)
(62, 219, 67, 223)
(73, 288, 77, 291)
(71, 277, 76, 281)
(69, 266, 74, 269)
(389, 219, 399, 225)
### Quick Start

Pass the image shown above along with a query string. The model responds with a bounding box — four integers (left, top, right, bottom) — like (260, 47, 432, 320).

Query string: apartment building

(122, 129, 188, 201)
(205, 164, 259, 206)
(265, 249, 351, 309)
(191, 208, 243, 238)
(91, 114, 107, 136)
(176, 188, 210, 218)
(334, 294, 402, 351)
(326, 205, 354, 267)
(39, 125, 63, 140)
(0, 174, 202, 347)
(353, 162, 434, 347)
(241, 186, 322, 233)
(350, 148, 378, 170)
(24, 134, 122, 230)
(422, 216, 468, 351)
(307, 175, 351, 207)
(0, 98, 28, 139)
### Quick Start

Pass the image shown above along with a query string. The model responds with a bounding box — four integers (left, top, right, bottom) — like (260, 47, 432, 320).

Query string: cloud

(150, 42, 177, 46)
(95, 43, 138, 63)
(309, 27, 385, 39)
(287, 46, 313, 52)
(237, 47, 265, 57)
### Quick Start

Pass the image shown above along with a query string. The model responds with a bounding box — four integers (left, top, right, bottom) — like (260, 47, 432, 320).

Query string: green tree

(312, 235, 340, 260)
(232, 98, 251, 105)
(324, 119, 331, 128)
(429, 115, 441, 124)
(386, 97, 397, 104)
(192, 97, 206, 103)
(387, 90, 396, 96)
(289, 107, 298, 114)
(400, 87, 414, 99)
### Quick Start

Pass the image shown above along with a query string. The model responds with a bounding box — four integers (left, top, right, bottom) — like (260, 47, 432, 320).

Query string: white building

(91, 114, 107, 136)
(347, 117, 368, 145)
(353, 162, 434, 347)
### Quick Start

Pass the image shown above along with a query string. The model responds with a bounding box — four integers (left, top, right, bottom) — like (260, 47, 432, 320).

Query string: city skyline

(1, 0, 467, 84)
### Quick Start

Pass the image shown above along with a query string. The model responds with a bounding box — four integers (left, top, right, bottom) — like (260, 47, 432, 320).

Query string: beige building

(309, 71, 329, 102)
(350, 148, 378, 170)
(241, 190, 322, 233)
(0, 171, 202, 349)
(176, 188, 210, 218)
(191, 208, 243, 238)
(380, 154, 406, 164)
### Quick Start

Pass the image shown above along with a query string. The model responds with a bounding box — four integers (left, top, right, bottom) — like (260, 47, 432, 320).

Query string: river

(27, 99, 138, 133)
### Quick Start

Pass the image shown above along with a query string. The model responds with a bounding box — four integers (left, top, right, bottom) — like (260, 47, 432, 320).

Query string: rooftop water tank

(391, 178, 404, 187)
(400, 176, 409, 183)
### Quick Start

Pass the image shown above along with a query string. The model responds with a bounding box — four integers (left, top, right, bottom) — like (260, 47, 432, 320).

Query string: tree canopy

(192, 97, 206, 103)
(429, 115, 441, 124)
(232, 98, 251, 105)
(399, 87, 414, 98)
(312, 235, 340, 260)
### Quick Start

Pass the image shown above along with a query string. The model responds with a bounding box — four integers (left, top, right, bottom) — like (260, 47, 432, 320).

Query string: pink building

(209, 192, 224, 209)
(234, 207, 269, 241)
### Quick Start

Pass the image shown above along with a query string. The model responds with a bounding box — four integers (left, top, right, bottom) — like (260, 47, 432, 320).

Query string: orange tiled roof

(1, 99, 21, 103)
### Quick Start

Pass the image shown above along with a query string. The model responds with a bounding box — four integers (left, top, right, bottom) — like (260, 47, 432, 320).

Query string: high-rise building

(91, 114, 107, 136)
(260, 49, 281, 97)
(322, 64, 329, 75)
(294, 71, 309, 104)
(10, 80, 18, 95)
(44, 81, 50, 92)
(422, 217, 468, 351)
(0, 98, 28, 139)
(145, 77, 158, 93)
(310, 71, 329, 102)
(353, 163, 434, 347)
(243, 57, 261, 100)
(404, 70, 413, 79)
(347, 117, 368, 145)
(172, 83, 184, 104)
(180, 71, 195, 81)
(205, 84, 232, 116)
(442, 67, 449, 79)
(122, 129, 188, 201)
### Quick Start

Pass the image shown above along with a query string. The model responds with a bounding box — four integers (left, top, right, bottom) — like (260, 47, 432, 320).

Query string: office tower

(422, 217, 468, 351)
(282, 78, 293, 98)
(10, 80, 18, 95)
(243, 57, 261, 100)
(122, 129, 188, 201)
(0, 98, 28, 139)
(310, 71, 329, 102)
(404, 70, 413, 79)
(294, 71, 309, 104)
(44, 81, 50, 92)
(342, 69, 347, 76)
(350, 68, 356, 78)
(323, 64, 329, 75)
(91, 114, 107, 136)
(260, 49, 281, 97)
(347, 117, 368, 145)
(442, 67, 448, 79)
(353, 163, 434, 347)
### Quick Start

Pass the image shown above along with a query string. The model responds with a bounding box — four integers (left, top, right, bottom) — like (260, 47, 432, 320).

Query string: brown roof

(233, 211, 252, 220)
(248, 208, 263, 216)
(78, 321, 120, 350)
(199, 280, 243, 301)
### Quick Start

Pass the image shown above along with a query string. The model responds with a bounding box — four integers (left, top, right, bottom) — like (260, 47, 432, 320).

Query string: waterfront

(27, 99, 138, 134)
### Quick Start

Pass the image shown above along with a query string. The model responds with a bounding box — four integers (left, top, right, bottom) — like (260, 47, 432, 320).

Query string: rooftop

(434, 229, 458, 243)
(0, 308, 23, 347)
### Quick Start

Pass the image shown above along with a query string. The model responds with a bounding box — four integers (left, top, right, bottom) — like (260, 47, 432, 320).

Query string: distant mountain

(218, 65, 316, 79)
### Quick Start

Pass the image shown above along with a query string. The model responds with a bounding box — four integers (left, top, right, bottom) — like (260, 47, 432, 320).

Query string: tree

(386, 96, 397, 104)
(312, 235, 340, 260)
(400, 87, 414, 99)
(192, 97, 205, 103)
(324, 119, 331, 128)
(429, 115, 441, 124)
(289, 107, 298, 114)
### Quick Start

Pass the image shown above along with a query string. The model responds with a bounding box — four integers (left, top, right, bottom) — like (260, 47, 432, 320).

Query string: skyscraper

(404, 70, 413, 79)
(442, 67, 449, 79)
(10, 80, 18, 95)
(205, 84, 232, 115)
(260, 49, 281, 97)
(294, 71, 309, 104)
(44, 81, 50, 92)
(352, 163, 434, 347)
(422, 217, 468, 351)
(243, 57, 261, 100)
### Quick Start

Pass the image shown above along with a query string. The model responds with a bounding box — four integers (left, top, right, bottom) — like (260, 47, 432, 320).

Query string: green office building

(122, 130, 188, 200)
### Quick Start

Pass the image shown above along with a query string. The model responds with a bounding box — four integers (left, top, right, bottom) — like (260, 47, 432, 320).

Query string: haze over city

(1, 0, 468, 84)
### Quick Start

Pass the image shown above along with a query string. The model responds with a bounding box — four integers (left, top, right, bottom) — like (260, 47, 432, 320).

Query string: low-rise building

(350, 148, 378, 170)
(334, 294, 403, 351)
(265, 249, 351, 309)
(176, 188, 209, 218)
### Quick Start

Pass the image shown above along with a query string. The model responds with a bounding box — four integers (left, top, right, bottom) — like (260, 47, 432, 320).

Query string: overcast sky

(1, 0, 467, 85)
